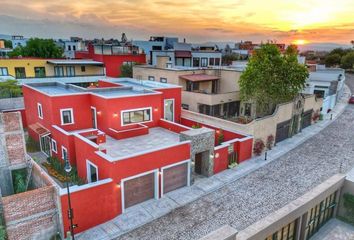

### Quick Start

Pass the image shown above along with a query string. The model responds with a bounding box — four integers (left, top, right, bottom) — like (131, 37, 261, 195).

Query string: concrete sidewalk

(77, 85, 351, 240)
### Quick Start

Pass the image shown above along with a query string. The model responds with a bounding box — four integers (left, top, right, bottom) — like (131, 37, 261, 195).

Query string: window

(0, 67, 8, 76)
(34, 67, 46, 78)
(201, 58, 208, 67)
(66, 66, 75, 77)
(14, 67, 26, 78)
(182, 104, 189, 110)
(148, 76, 155, 81)
(193, 58, 200, 67)
(209, 58, 215, 66)
(51, 139, 57, 153)
(186, 81, 199, 91)
(81, 66, 86, 72)
(86, 160, 98, 183)
(160, 78, 167, 83)
(68, 45, 71, 51)
(54, 66, 64, 77)
(37, 103, 43, 119)
(61, 146, 68, 161)
(60, 108, 74, 125)
(73, 45, 76, 51)
(215, 58, 220, 66)
(122, 108, 151, 125)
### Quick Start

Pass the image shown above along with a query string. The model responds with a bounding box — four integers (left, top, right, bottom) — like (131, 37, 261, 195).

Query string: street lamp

(64, 157, 75, 240)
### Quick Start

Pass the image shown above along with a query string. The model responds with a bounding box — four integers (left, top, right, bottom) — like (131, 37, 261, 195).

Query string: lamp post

(64, 157, 75, 240)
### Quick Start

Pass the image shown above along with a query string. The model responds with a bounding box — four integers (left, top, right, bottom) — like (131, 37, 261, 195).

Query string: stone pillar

(180, 127, 215, 177)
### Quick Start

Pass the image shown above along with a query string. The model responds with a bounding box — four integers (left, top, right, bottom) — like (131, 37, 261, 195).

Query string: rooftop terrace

(101, 127, 181, 159)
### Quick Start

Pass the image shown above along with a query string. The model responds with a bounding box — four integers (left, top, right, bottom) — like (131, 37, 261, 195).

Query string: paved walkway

(78, 76, 353, 240)
(310, 219, 354, 240)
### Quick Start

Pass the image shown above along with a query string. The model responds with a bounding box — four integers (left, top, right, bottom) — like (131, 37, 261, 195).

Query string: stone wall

(0, 112, 27, 196)
(2, 185, 59, 240)
(0, 97, 24, 111)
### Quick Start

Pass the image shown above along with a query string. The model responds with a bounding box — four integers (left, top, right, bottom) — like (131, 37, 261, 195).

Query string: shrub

(0, 225, 6, 240)
(217, 130, 224, 145)
(266, 135, 274, 150)
(253, 139, 265, 156)
(12, 168, 27, 194)
(191, 123, 201, 129)
(26, 136, 40, 152)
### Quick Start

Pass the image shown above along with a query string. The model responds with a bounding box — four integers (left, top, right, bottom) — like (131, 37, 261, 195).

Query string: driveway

(117, 74, 354, 240)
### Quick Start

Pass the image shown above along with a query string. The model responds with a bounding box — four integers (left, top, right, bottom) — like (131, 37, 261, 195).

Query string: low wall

(2, 186, 59, 240)
(158, 119, 191, 133)
(0, 97, 24, 111)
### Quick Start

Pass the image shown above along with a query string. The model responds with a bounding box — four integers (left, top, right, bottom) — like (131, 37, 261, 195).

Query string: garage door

(163, 162, 188, 194)
(275, 120, 291, 143)
(124, 172, 155, 209)
(302, 110, 313, 129)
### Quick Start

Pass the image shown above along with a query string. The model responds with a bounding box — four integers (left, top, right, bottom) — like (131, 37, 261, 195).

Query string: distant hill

(0, 34, 11, 40)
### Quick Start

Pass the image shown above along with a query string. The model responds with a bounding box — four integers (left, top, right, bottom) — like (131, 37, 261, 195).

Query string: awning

(180, 74, 219, 82)
(47, 60, 104, 66)
(175, 51, 192, 58)
(29, 123, 50, 136)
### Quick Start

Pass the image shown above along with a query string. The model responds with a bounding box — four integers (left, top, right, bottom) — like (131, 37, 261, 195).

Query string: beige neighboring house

(133, 56, 254, 119)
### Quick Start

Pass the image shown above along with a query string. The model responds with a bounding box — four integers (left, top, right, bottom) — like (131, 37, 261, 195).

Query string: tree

(0, 39, 12, 48)
(9, 38, 63, 58)
(222, 53, 240, 65)
(119, 64, 133, 77)
(0, 80, 22, 98)
(239, 44, 308, 117)
(340, 52, 354, 69)
(324, 53, 341, 67)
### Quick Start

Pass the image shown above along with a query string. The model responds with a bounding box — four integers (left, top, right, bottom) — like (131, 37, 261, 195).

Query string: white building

(57, 37, 86, 59)
(11, 35, 28, 48)
(303, 66, 345, 114)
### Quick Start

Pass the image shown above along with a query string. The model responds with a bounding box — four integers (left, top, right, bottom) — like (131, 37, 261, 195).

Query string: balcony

(182, 90, 240, 106)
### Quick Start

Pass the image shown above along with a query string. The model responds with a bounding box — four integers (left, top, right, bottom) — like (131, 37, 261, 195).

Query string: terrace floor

(102, 127, 181, 159)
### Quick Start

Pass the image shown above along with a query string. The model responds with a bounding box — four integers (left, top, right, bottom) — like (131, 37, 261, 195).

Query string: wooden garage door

(275, 120, 291, 143)
(124, 173, 155, 209)
(163, 162, 188, 194)
(302, 110, 313, 129)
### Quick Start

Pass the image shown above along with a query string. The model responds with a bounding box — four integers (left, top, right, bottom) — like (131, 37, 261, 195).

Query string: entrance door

(302, 110, 313, 129)
(164, 99, 174, 122)
(195, 153, 202, 174)
(91, 107, 97, 128)
(40, 135, 51, 156)
(275, 120, 291, 143)
(123, 172, 155, 209)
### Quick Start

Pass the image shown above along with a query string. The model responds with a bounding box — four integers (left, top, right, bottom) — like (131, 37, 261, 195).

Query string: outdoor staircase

(24, 157, 33, 191)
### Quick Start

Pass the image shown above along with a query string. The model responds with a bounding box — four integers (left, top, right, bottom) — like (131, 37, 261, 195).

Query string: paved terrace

(102, 127, 180, 159)
(311, 219, 354, 240)
(108, 74, 354, 240)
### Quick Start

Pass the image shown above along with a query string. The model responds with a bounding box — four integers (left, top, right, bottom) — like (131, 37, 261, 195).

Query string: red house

(75, 44, 146, 77)
(23, 77, 252, 235)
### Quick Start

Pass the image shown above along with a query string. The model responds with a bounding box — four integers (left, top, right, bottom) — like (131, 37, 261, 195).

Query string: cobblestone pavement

(117, 74, 354, 240)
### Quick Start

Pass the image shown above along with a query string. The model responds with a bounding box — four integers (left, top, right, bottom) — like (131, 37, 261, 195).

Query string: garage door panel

(275, 120, 291, 143)
(124, 173, 154, 209)
(302, 110, 313, 129)
(163, 162, 188, 194)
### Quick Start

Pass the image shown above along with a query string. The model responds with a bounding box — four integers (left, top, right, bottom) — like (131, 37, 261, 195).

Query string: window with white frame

(160, 77, 167, 83)
(60, 109, 74, 125)
(0, 67, 8, 76)
(61, 146, 68, 161)
(148, 76, 155, 81)
(122, 108, 151, 125)
(86, 160, 98, 183)
(51, 139, 57, 153)
(37, 103, 43, 119)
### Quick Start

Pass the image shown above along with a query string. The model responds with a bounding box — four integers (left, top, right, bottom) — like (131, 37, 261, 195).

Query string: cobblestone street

(117, 74, 354, 240)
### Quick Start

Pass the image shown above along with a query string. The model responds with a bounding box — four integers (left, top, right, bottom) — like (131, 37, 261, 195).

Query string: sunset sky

(0, 0, 353, 45)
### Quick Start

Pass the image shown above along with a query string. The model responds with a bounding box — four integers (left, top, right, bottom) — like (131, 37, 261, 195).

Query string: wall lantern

(116, 183, 121, 188)
(154, 108, 158, 112)
(113, 113, 118, 118)
(97, 111, 102, 115)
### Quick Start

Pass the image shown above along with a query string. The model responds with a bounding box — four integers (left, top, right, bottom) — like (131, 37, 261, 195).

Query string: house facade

(133, 57, 252, 119)
(22, 77, 253, 235)
(75, 43, 146, 77)
(0, 58, 105, 79)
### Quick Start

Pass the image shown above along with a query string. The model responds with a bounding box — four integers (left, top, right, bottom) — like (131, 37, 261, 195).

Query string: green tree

(340, 52, 354, 69)
(9, 38, 63, 58)
(0, 80, 22, 98)
(0, 39, 12, 48)
(239, 44, 308, 117)
(119, 64, 133, 77)
(324, 53, 341, 67)
(222, 53, 240, 65)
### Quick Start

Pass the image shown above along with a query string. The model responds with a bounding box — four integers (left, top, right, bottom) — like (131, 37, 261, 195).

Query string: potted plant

(266, 134, 274, 150)
(253, 139, 265, 156)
